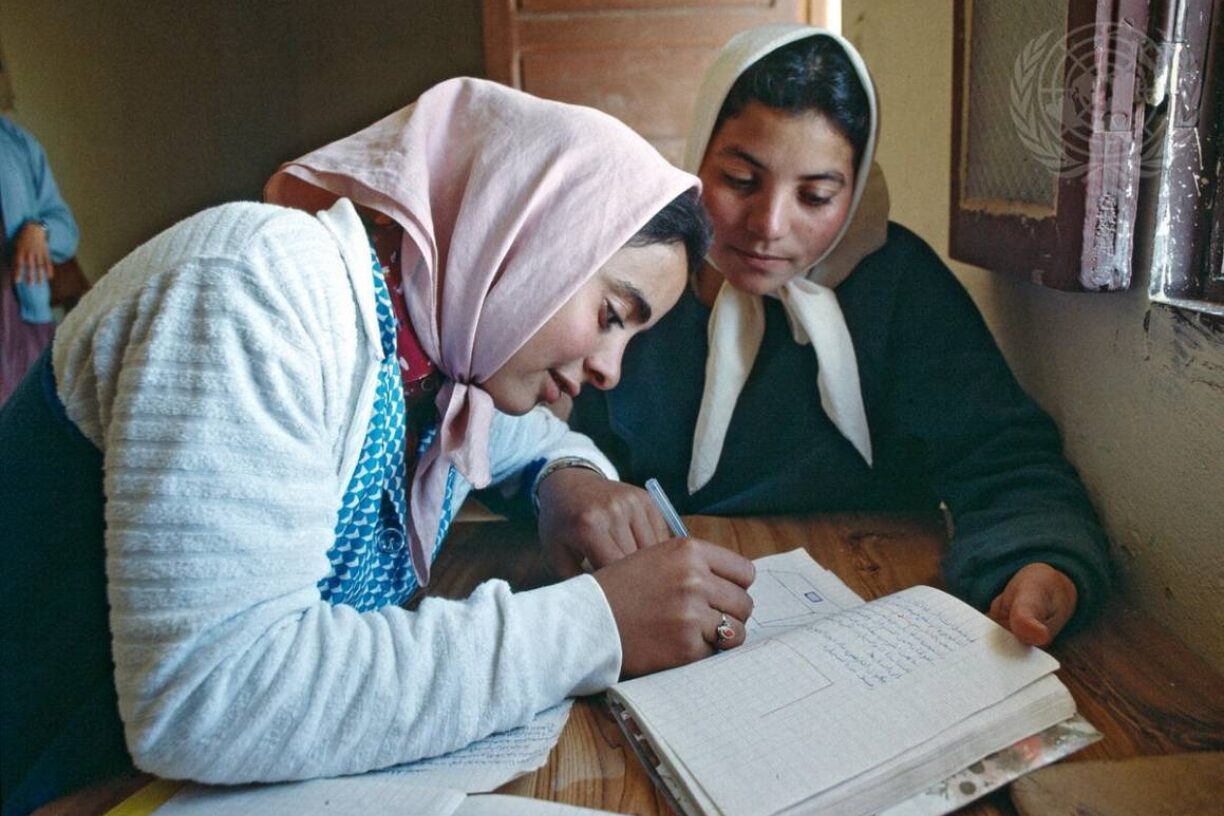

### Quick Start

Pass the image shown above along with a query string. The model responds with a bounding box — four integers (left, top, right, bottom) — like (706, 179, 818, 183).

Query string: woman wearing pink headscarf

(0, 78, 753, 815)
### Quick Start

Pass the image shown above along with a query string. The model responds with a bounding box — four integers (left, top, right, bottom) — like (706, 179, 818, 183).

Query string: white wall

(843, 1, 1223, 671)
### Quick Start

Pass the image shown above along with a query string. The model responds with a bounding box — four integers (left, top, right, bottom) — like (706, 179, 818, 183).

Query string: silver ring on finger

(714, 612, 735, 649)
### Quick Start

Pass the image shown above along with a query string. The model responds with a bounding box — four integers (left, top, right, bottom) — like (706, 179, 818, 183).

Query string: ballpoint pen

(647, 478, 736, 645)
(645, 477, 690, 538)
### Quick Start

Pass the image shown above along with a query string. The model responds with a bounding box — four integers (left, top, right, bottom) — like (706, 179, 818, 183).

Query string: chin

(724, 269, 790, 298)
(711, 254, 791, 298)
(495, 398, 536, 416)
(482, 386, 532, 416)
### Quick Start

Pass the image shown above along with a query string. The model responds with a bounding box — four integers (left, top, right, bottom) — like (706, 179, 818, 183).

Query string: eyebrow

(721, 146, 847, 184)
(611, 279, 652, 324)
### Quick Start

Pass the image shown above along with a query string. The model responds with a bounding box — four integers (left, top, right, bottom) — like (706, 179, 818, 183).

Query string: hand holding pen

(536, 468, 754, 675)
(645, 477, 741, 649)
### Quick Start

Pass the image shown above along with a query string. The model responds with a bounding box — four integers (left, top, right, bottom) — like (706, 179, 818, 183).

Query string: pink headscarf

(265, 77, 697, 586)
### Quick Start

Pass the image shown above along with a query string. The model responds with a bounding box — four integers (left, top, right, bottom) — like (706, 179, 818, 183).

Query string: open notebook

(608, 549, 1099, 816)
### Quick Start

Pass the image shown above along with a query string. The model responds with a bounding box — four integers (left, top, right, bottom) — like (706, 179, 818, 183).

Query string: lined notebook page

(611, 586, 1061, 816)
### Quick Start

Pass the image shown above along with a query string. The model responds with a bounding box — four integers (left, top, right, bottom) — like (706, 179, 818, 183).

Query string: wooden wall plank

(483, 0, 814, 159)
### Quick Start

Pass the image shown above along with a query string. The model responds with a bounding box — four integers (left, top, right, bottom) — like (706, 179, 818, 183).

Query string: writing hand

(537, 469, 670, 577)
(988, 562, 1078, 646)
(13, 222, 53, 286)
(594, 538, 755, 678)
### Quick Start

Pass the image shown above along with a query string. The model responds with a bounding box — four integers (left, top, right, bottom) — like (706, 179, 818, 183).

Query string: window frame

(1147, 0, 1223, 317)
(949, 0, 1153, 292)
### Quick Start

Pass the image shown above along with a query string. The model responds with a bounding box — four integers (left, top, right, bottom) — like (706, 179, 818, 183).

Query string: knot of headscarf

(266, 77, 698, 584)
(683, 25, 890, 494)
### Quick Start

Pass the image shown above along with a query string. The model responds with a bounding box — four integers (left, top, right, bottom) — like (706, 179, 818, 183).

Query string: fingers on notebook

(989, 563, 1079, 647)
(707, 574, 754, 625)
(594, 537, 755, 677)
(704, 543, 756, 589)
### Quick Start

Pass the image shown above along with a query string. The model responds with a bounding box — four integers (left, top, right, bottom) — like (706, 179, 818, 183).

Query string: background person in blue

(0, 114, 80, 404)
(533, 25, 1111, 647)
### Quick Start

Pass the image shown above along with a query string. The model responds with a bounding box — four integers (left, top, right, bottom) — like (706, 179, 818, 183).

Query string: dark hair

(627, 188, 712, 278)
(715, 35, 870, 167)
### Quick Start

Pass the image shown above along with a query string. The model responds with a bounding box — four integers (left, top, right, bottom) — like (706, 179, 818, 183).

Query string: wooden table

(33, 514, 1224, 815)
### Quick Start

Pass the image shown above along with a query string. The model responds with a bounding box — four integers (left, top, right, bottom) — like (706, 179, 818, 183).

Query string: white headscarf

(266, 78, 698, 585)
(685, 25, 891, 494)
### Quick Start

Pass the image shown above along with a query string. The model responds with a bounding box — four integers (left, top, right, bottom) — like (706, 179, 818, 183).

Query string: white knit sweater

(52, 199, 621, 783)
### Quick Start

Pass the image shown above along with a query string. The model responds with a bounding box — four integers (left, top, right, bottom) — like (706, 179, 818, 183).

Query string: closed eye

(800, 177, 846, 208)
(607, 280, 652, 326)
(603, 299, 626, 331)
(722, 173, 756, 192)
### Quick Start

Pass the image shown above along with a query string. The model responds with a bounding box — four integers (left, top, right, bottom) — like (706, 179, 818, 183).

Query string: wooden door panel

(510, 11, 808, 53)
(522, 0, 781, 11)
(522, 47, 715, 162)
(484, 0, 815, 161)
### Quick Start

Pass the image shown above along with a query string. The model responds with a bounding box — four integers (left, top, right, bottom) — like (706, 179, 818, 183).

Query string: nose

(584, 339, 624, 391)
(744, 190, 787, 241)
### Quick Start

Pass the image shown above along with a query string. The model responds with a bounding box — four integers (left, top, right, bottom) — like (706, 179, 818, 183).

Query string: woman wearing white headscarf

(538, 26, 1110, 651)
(0, 78, 754, 815)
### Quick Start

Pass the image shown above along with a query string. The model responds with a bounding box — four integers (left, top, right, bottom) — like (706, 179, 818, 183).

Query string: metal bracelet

(532, 456, 605, 514)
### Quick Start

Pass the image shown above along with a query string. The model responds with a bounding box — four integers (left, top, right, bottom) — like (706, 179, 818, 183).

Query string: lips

(729, 246, 789, 272)
(548, 369, 579, 400)
(734, 246, 787, 262)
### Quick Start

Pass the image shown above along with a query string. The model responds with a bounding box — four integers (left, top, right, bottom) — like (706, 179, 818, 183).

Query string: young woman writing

(0, 78, 754, 816)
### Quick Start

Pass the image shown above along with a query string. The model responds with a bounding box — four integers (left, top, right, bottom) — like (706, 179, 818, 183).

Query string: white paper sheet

(148, 701, 574, 814)
(374, 700, 573, 792)
(456, 794, 621, 815)
(152, 777, 465, 816)
(746, 548, 864, 634)
(152, 780, 623, 816)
